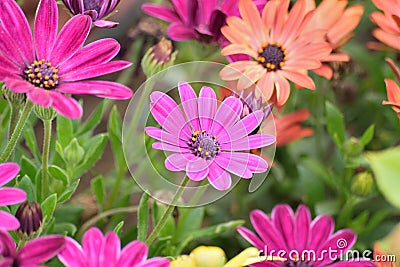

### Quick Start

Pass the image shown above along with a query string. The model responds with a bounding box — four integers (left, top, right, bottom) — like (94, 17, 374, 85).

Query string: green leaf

(114, 221, 124, 236)
(152, 201, 175, 238)
(24, 125, 41, 160)
(54, 223, 77, 236)
(20, 156, 37, 180)
(16, 175, 35, 202)
(108, 106, 125, 173)
(48, 165, 68, 185)
(174, 207, 204, 242)
(77, 101, 105, 136)
(137, 192, 149, 241)
(367, 148, 400, 208)
(325, 101, 346, 147)
(91, 176, 105, 208)
(360, 125, 375, 146)
(57, 115, 74, 147)
(58, 179, 80, 204)
(42, 194, 57, 223)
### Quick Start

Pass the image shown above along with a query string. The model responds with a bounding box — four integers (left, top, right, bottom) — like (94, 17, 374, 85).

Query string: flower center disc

(188, 130, 220, 159)
(257, 43, 286, 72)
(83, 0, 102, 13)
(24, 59, 59, 90)
(286, 259, 313, 267)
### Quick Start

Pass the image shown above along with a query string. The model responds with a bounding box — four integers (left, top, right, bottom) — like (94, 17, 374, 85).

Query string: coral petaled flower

(0, 0, 132, 119)
(0, 229, 65, 266)
(220, 0, 332, 106)
(303, 0, 364, 80)
(58, 227, 170, 267)
(238, 204, 375, 267)
(383, 58, 400, 120)
(0, 162, 26, 230)
(61, 0, 121, 28)
(145, 82, 276, 190)
(370, 0, 400, 51)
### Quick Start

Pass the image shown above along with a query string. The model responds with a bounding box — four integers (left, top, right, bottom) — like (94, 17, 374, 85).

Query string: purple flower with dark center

(58, 227, 170, 267)
(0, 0, 132, 119)
(0, 162, 26, 231)
(0, 229, 65, 266)
(145, 82, 275, 190)
(142, 0, 267, 44)
(238, 204, 375, 267)
(61, 0, 121, 28)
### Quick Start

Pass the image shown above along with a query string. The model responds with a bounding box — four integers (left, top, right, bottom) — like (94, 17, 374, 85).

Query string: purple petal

(60, 60, 132, 82)
(141, 3, 179, 22)
(207, 162, 231, 190)
(0, 0, 34, 64)
(197, 0, 218, 24)
(0, 211, 20, 230)
(27, 89, 52, 108)
(0, 188, 26, 206)
(18, 236, 66, 264)
(198, 86, 217, 131)
(57, 81, 132, 100)
(59, 38, 121, 73)
(168, 22, 197, 41)
(58, 237, 86, 267)
(211, 96, 242, 137)
(145, 127, 188, 147)
(222, 134, 276, 151)
(0, 162, 20, 187)
(309, 215, 334, 251)
(34, 0, 58, 60)
(99, 232, 120, 267)
(93, 20, 119, 28)
(186, 157, 209, 181)
(0, 230, 17, 257)
(165, 153, 194, 171)
(178, 82, 200, 130)
(82, 228, 104, 267)
(237, 226, 265, 249)
(214, 152, 268, 178)
(294, 205, 311, 252)
(49, 92, 83, 119)
(153, 142, 190, 153)
(117, 241, 148, 267)
(4, 78, 34, 93)
(271, 205, 296, 250)
(50, 14, 91, 66)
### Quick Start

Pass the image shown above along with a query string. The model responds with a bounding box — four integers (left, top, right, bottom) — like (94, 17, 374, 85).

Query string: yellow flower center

(24, 59, 59, 90)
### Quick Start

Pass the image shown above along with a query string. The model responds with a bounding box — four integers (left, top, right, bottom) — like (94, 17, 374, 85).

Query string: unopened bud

(64, 138, 85, 164)
(141, 38, 177, 76)
(343, 137, 363, 157)
(34, 105, 57, 121)
(351, 172, 374, 197)
(15, 201, 43, 236)
(1, 85, 25, 105)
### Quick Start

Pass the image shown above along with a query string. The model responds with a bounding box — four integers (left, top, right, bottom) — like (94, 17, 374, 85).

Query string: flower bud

(351, 172, 374, 197)
(1, 85, 25, 105)
(64, 138, 85, 165)
(141, 38, 177, 77)
(34, 105, 57, 121)
(191, 246, 226, 267)
(343, 137, 363, 157)
(15, 201, 43, 236)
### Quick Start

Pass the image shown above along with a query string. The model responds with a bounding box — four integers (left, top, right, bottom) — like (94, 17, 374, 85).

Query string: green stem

(41, 119, 52, 201)
(0, 101, 34, 162)
(105, 170, 125, 210)
(9, 104, 20, 139)
(145, 177, 190, 246)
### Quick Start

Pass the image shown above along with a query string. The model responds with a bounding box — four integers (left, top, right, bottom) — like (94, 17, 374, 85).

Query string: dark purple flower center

(188, 130, 220, 159)
(83, 0, 102, 13)
(257, 43, 287, 72)
(285, 259, 313, 267)
(24, 60, 59, 90)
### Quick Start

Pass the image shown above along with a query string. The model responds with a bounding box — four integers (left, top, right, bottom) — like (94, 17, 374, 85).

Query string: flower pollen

(188, 130, 220, 160)
(257, 42, 287, 72)
(24, 59, 59, 90)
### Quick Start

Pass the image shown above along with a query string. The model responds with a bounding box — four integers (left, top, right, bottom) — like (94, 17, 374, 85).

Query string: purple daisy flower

(0, 163, 26, 231)
(145, 82, 275, 190)
(0, 0, 132, 119)
(0, 229, 65, 266)
(142, 0, 267, 44)
(61, 0, 121, 28)
(58, 227, 170, 267)
(238, 204, 375, 267)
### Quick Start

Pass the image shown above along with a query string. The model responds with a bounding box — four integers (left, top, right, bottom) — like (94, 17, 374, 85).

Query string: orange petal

(274, 72, 291, 106)
(384, 78, 400, 104)
(312, 64, 334, 80)
(221, 44, 257, 58)
(373, 28, 400, 51)
(280, 0, 307, 44)
(256, 72, 275, 102)
(371, 12, 399, 34)
(219, 61, 256, 81)
(238, 0, 264, 48)
(328, 5, 364, 44)
(281, 70, 315, 90)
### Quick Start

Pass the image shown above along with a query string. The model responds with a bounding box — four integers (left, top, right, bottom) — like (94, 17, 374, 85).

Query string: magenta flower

(0, 163, 26, 231)
(142, 0, 267, 44)
(61, 0, 121, 28)
(238, 204, 375, 267)
(0, 0, 132, 119)
(0, 230, 65, 266)
(145, 82, 275, 190)
(58, 227, 170, 267)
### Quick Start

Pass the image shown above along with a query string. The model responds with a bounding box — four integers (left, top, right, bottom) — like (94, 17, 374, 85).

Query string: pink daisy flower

(145, 82, 276, 191)
(0, 162, 26, 231)
(238, 204, 375, 267)
(0, 229, 65, 266)
(0, 0, 132, 119)
(58, 227, 170, 267)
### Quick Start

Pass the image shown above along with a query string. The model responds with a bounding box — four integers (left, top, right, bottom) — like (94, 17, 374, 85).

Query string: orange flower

(383, 58, 400, 120)
(219, 0, 331, 106)
(274, 109, 314, 146)
(370, 0, 400, 51)
(303, 0, 364, 80)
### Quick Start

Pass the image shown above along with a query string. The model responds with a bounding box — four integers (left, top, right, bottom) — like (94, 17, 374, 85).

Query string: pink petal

(145, 127, 188, 147)
(18, 236, 66, 265)
(0, 230, 16, 256)
(99, 232, 120, 267)
(316, 229, 356, 265)
(271, 205, 296, 250)
(93, 20, 119, 28)
(0, 23, 27, 67)
(178, 82, 200, 130)
(82, 228, 104, 267)
(309, 215, 334, 251)
(141, 3, 179, 22)
(186, 157, 210, 181)
(0, 188, 26, 206)
(153, 142, 190, 153)
(237, 226, 265, 249)
(215, 152, 268, 178)
(167, 23, 197, 41)
(0, 162, 20, 187)
(329, 261, 375, 267)
(294, 205, 311, 252)
(207, 162, 231, 190)
(57, 81, 132, 100)
(198, 86, 217, 131)
(50, 14, 91, 66)
(117, 241, 148, 267)
(58, 237, 86, 267)
(4, 78, 34, 93)
(0, 211, 20, 230)
(49, 91, 83, 119)
(137, 258, 170, 267)
(34, 0, 58, 60)
(211, 96, 242, 137)
(27, 89, 52, 108)
(222, 134, 276, 150)
(165, 153, 194, 171)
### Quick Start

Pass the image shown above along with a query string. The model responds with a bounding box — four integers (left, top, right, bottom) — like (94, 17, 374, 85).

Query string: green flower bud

(63, 138, 85, 164)
(351, 172, 374, 197)
(34, 105, 57, 121)
(343, 137, 364, 157)
(1, 85, 25, 105)
(141, 38, 177, 77)
(15, 201, 43, 237)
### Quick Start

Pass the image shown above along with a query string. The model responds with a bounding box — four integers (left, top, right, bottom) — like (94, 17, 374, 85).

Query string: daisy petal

(49, 92, 83, 119)
(309, 215, 334, 251)
(211, 97, 242, 137)
(168, 23, 197, 41)
(222, 134, 276, 150)
(179, 82, 200, 130)
(0, 162, 20, 187)
(237, 226, 265, 249)
(271, 204, 296, 250)
(294, 205, 311, 252)
(99, 232, 120, 267)
(18, 235, 66, 265)
(141, 3, 179, 23)
(281, 70, 315, 90)
(27, 89, 52, 108)
(207, 162, 232, 190)
(0, 211, 20, 230)
(117, 241, 148, 267)
(165, 153, 194, 171)
(58, 237, 86, 267)
(214, 152, 268, 178)
(82, 228, 103, 267)
(0, 188, 26, 206)
(198, 86, 218, 131)
(187, 157, 210, 181)
(34, 0, 58, 60)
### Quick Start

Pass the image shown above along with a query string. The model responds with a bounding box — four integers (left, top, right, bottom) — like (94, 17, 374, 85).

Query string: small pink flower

(0, 0, 132, 119)
(0, 162, 26, 231)
(58, 227, 170, 267)
(145, 82, 275, 190)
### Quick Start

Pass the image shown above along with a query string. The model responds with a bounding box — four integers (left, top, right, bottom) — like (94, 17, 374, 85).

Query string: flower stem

(7, 104, 21, 161)
(145, 176, 190, 246)
(41, 119, 52, 201)
(0, 101, 34, 162)
(105, 170, 125, 210)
